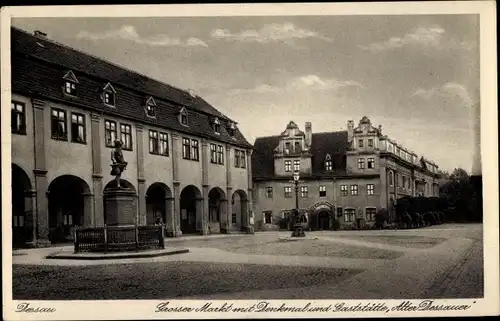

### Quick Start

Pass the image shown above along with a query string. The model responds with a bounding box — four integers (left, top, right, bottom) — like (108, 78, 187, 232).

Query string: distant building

(11, 27, 253, 247)
(252, 117, 440, 230)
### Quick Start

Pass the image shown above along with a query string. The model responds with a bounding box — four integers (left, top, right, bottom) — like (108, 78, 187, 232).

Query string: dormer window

(145, 97, 156, 118)
(102, 83, 116, 107)
(212, 117, 221, 134)
(285, 142, 291, 154)
(227, 122, 236, 137)
(179, 107, 188, 126)
(62, 70, 78, 96)
(325, 154, 333, 171)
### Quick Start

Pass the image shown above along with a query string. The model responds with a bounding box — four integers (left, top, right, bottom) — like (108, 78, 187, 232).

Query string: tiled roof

(11, 27, 251, 148)
(252, 131, 348, 179)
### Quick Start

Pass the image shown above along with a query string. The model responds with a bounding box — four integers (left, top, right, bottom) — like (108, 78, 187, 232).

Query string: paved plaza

(12, 223, 483, 300)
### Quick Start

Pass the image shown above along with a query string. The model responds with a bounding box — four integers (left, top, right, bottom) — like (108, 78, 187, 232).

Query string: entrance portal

(318, 211, 331, 230)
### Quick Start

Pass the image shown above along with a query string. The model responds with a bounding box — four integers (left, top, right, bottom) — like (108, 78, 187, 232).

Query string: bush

(375, 208, 389, 229)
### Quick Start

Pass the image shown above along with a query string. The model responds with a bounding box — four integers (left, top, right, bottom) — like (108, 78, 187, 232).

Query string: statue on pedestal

(110, 140, 128, 188)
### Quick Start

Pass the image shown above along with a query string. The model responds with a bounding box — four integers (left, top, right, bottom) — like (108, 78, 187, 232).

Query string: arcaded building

(252, 118, 440, 230)
(11, 27, 253, 247)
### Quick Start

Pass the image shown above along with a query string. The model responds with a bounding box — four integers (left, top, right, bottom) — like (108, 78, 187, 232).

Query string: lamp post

(291, 170, 306, 237)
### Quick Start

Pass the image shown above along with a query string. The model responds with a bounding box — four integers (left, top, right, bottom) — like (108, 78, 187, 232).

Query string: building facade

(252, 118, 440, 231)
(11, 27, 253, 247)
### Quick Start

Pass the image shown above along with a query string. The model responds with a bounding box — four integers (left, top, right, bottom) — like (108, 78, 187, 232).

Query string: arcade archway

(232, 189, 248, 231)
(146, 182, 172, 225)
(48, 175, 91, 243)
(180, 185, 202, 234)
(208, 187, 227, 233)
(309, 201, 335, 231)
(12, 164, 33, 247)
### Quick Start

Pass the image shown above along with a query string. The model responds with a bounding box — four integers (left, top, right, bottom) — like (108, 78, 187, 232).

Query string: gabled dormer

(227, 121, 236, 137)
(62, 70, 78, 96)
(348, 116, 381, 151)
(145, 96, 156, 118)
(325, 154, 333, 171)
(102, 82, 116, 107)
(211, 117, 221, 134)
(178, 107, 188, 126)
(273, 121, 312, 177)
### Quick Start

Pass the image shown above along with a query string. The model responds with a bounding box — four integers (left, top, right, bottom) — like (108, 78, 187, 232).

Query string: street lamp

(291, 170, 306, 237)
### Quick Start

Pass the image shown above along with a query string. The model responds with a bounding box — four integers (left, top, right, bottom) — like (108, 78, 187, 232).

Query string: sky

(12, 15, 480, 173)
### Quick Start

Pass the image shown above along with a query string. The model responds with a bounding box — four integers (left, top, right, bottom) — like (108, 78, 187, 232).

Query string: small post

(135, 224, 139, 251)
(74, 226, 79, 253)
(160, 224, 165, 249)
(104, 225, 108, 253)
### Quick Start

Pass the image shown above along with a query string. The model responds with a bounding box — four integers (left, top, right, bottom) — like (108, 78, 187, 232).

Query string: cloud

(210, 22, 331, 44)
(412, 82, 474, 106)
(358, 26, 473, 52)
(76, 25, 208, 48)
(229, 74, 363, 94)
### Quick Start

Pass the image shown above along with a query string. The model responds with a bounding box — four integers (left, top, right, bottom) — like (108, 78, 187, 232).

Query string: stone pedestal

(104, 188, 137, 226)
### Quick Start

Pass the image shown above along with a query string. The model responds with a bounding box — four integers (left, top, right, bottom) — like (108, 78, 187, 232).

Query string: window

(295, 141, 301, 152)
(217, 145, 224, 165)
(284, 186, 292, 198)
(71, 113, 86, 143)
(300, 186, 308, 198)
(285, 142, 291, 154)
(357, 158, 365, 169)
(240, 150, 246, 168)
(51, 108, 67, 140)
(120, 124, 132, 150)
(182, 138, 190, 159)
(64, 213, 73, 226)
(284, 160, 292, 172)
(235, 150, 240, 167)
(232, 213, 237, 224)
(368, 139, 374, 147)
(366, 208, 376, 221)
(340, 185, 348, 196)
(213, 118, 221, 134)
(13, 214, 24, 227)
(146, 103, 155, 117)
(325, 160, 333, 171)
(345, 209, 356, 222)
(351, 184, 358, 196)
(293, 160, 300, 172)
(104, 91, 115, 106)
(402, 176, 407, 190)
(367, 158, 375, 169)
(367, 184, 374, 195)
(319, 185, 326, 197)
(265, 187, 273, 198)
(227, 122, 236, 136)
(264, 211, 272, 224)
(191, 139, 199, 161)
(408, 177, 412, 191)
(358, 139, 364, 148)
(336, 207, 343, 217)
(159, 132, 169, 156)
(105, 120, 117, 147)
(389, 171, 394, 186)
(11, 102, 26, 135)
(210, 144, 217, 164)
(149, 130, 159, 154)
(64, 81, 77, 96)
(180, 108, 188, 126)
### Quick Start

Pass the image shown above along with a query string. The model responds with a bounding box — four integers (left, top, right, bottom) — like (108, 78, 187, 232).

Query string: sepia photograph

(2, 2, 498, 319)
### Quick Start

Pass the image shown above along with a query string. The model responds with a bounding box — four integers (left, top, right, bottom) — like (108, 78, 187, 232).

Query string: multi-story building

(252, 117, 440, 230)
(10, 27, 253, 247)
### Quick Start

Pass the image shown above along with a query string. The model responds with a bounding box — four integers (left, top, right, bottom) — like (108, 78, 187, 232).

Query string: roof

(11, 27, 251, 148)
(252, 131, 348, 179)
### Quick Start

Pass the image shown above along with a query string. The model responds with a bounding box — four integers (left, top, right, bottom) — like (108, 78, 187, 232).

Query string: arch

(47, 175, 92, 243)
(104, 179, 136, 192)
(309, 201, 335, 231)
(12, 164, 33, 247)
(231, 189, 249, 231)
(180, 185, 202, 234)
(208, 187, 227, 232)
(146, 182, 173, 225)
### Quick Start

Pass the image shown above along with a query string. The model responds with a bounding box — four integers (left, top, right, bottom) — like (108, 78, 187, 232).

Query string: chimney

(347, 120, 354, 142)
(305, 122, 312, 148)
(33, 30, 47, 38)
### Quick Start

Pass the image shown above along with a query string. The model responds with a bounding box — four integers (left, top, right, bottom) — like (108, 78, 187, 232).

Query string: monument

(104, 140, 137, 226)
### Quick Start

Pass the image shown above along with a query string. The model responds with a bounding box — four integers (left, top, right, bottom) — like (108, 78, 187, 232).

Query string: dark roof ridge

(12, 26, 233, 122)
(312, 130, 347, 135)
